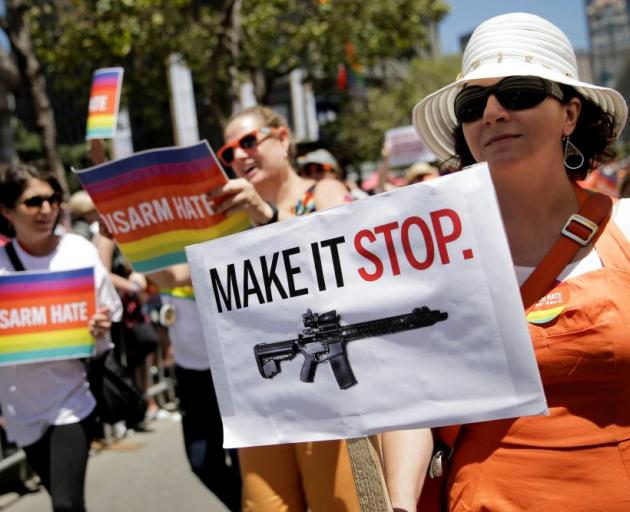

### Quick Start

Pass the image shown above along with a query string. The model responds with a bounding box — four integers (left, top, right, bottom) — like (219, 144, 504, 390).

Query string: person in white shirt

(0, 164, 122, 512)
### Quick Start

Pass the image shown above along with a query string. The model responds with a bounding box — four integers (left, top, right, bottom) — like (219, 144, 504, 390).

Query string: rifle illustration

(253, 306, 448, 389)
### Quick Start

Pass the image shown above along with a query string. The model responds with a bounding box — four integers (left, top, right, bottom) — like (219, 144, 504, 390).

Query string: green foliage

(239, 0, 449, 98)
(14, 119, 93, 191)
(333, 54, 461, 163)
(13, 118, 43, 162)
(15, 0, 450, 157)
(27, 0, 224, 149)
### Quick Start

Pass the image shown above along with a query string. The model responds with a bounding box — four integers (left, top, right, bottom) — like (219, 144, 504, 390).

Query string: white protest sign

(385, 125, 436, 168)
(186, 164, 547, 448)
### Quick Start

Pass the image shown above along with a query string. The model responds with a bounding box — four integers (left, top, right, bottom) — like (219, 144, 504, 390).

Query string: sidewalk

(0, 417, 229, 512)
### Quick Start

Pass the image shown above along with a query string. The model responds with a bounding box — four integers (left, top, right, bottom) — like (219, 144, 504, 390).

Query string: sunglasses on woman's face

(17, 192, 62, 210)
(217, 127, 277, 166)
(454, 76, 565, 124)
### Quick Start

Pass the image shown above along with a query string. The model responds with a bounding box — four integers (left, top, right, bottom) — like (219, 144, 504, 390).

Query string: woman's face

(460, 78, 580, 173)
(1, 178, 60, 240)
(223, 114, 290, 191)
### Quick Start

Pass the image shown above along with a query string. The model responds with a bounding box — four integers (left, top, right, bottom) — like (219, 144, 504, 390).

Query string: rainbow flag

(0, 267, 96, 366)
(86, 67, 124, 140)
(74, 141, 251, 273)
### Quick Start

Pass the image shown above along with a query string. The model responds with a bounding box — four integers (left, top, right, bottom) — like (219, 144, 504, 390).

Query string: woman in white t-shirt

(0, 164, 122, 512)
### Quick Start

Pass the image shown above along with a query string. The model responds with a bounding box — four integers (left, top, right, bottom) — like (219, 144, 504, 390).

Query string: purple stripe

(82, 158, 217, 196)
(76, 142, 215, 185)
(0, 275, 93, 295)
(92, 71, 122, 86)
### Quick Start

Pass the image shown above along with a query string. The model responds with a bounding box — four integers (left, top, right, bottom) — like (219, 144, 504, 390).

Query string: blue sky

(438, 0, 590, 54)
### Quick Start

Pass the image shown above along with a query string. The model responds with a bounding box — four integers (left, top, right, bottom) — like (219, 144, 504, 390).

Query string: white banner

(186, 164, 547, 448)
(385, 125, 436, 168)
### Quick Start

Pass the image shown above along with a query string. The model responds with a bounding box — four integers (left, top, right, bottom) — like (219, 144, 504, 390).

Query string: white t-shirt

(514, 197, 630, 285)
(0, 234, 122, 446)
(159, 293, 210, 371)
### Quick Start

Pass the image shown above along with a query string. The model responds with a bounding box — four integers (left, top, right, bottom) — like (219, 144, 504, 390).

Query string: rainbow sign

(0, 267, 96, 366)
(86, 67, 124, 140)
(74, 141, 251, 273)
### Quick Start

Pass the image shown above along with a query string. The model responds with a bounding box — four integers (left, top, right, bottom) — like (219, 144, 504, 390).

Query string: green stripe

(0, 345, 95, 364)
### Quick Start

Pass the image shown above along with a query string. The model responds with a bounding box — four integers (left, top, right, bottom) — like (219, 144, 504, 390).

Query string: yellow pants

(240, 440, 361, 512)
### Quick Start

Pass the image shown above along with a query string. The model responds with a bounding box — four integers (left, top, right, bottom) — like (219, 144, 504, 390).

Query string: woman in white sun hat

(382, 12, 630, 512)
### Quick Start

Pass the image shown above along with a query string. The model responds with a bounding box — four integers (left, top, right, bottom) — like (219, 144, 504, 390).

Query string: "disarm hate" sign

(186, 164, 547, 448)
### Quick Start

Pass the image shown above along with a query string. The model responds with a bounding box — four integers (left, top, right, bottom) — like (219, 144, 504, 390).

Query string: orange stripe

(106, 215, 230, 243)
(0, 285, 94, 303)
(97, 196, 231, 242)
(0, 293, 95, 313)
(2, 319, 93, 336)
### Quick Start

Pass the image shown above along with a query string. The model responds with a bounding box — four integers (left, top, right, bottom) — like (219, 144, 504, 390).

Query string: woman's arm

(147, 263, 192, 289)
(93, 233, 146, 293)
(382, 428, 434, 512)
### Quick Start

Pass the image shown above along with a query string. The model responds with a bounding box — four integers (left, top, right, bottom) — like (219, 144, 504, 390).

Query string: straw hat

(67, 190, 95, 216)
(405, 162, 439, 183)
(412, 12, 628, 162)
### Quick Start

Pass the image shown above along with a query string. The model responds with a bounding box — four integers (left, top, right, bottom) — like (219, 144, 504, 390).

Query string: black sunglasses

(454, 76, 565, 124)
(18, 193, 62, 209)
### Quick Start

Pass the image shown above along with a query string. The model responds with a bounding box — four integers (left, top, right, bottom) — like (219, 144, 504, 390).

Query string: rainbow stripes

(86, 67, 123, 140)
(74, 141, 250, 273)
(0, 267, 96, 366)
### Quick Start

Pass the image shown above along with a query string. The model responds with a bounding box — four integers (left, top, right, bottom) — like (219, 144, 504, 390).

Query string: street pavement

(0, 416, 230, 512)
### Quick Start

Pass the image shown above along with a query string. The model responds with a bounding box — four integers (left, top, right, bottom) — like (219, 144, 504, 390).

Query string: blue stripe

(93, 70, 121, 81)
(0, 267, 93, 285)
(0, 346, 95, 364)
(131, 252, 187, 274)
(76, 141, 214, 184)
(86, 128, 116, 139)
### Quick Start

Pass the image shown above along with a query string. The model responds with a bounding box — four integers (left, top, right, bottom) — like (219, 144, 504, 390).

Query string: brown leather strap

(520, 185, 612, 310)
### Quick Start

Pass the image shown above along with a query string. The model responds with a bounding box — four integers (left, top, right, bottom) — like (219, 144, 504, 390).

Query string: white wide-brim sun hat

(412, 12, 629, 162)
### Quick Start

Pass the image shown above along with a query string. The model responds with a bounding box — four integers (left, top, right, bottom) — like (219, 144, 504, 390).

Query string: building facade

(586, 0, 630, 87)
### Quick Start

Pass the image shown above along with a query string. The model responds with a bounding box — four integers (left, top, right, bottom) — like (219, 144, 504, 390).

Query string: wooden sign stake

(347, 436, 393, 512)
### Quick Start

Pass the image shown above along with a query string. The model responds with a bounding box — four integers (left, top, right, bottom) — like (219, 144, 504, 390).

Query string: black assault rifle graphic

(253, 307, 448, 389)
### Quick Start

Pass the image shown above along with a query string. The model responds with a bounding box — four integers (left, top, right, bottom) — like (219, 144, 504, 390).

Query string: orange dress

(448, 219, 630, 511)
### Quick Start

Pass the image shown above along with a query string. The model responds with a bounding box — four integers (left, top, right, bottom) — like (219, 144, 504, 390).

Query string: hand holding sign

(88, 306, 112, 339)
(73, 141, 251, 273)
(208, 178, 278, 226)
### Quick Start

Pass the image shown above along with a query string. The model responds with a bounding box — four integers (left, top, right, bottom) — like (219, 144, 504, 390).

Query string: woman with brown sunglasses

(211, 106, 359, 512)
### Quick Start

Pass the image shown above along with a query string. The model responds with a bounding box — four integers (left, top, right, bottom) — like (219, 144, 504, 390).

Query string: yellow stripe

(0, 328, 94, 353)
(527, 305, 566, 324)
(119, 213, 250, 261)
(87, 115, 115, 129)
(161, 286, 195, 299)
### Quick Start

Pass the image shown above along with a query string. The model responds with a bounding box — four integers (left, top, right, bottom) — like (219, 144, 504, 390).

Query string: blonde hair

(227, 105, 296, 160)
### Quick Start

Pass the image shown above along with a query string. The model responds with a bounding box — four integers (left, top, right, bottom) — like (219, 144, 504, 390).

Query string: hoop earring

(563, 136, 585, 170)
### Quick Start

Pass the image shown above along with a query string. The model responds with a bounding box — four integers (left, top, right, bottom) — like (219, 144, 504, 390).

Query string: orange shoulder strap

(520, 184, 612, 309)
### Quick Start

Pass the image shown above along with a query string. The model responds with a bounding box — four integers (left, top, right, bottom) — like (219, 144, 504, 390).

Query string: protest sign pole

(347, 437, 393, 512)
(89, 139, 106, 165)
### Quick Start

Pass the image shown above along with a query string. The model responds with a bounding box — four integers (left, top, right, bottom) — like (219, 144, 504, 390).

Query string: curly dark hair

(0, 163, 64, 237)
(451, 83, 617, 180)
